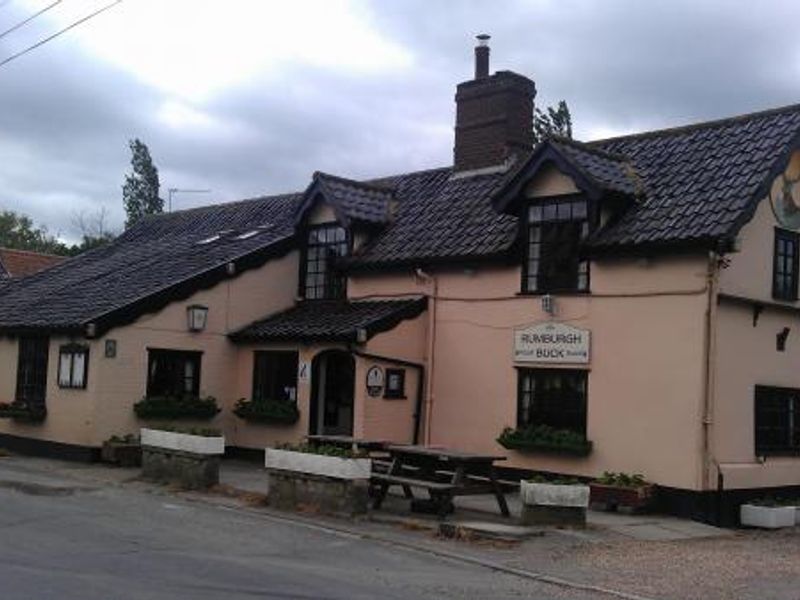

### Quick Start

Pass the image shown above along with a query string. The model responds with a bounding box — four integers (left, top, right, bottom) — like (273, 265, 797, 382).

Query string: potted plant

(590, 472, 655, 513)
(497, 425, 593, 456)
(265, 443, 372, 516)
(133, 395, 220, 420)
(233, 398, 299, 425)
(101, 434, 142, 467)
(520, 474, 590, 528)
(0, 401, 47, 423)
(140, 426, 225, 489)
(740, 498, 798, 529)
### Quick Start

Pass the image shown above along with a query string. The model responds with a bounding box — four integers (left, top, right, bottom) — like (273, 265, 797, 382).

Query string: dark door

(310, 350, 355, 436)
(16, 336, 49, 406)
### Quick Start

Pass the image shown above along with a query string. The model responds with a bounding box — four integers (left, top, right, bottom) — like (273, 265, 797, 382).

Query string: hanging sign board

(366, 365, 384, 397)
(514, 322, 590, 364)
(298, 360, 310, 383)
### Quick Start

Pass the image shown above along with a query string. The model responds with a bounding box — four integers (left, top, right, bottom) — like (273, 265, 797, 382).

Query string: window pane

(542, 204, 558, 221)
(72, 352, 86, 388)
(517, 369, 588, 435)
(529, 205, 543, 222)
(59, 353, 72, 387)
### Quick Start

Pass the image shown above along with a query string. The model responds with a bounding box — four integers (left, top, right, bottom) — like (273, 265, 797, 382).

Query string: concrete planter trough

(264, 448, 371, 516)
(740, 504, 797, 529)
(140, 428, 225, 489)
(520, 480, 590, 528)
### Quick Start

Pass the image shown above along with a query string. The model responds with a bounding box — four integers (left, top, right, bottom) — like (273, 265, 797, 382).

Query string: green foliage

(533, 100, 573, 145)
(133, 395, 220, 420)
(106, 433, 139, 444)
(275, 442, 365, 459)
(594, 471, 649, 488)
(526, 473, 583, 485)
(234, 398, 299, 424)
(147, 425, 221, 437)
(0, 210, 68, 255)
(0, 401, 47, 422)
(122, 138, 163, 228)
(497, 425, 592, 456)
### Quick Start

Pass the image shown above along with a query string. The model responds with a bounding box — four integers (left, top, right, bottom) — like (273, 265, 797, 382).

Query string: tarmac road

(0, 471, 606, 600)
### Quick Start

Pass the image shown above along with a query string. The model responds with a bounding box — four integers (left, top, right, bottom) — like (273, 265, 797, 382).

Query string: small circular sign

(366, 366, 384, 397)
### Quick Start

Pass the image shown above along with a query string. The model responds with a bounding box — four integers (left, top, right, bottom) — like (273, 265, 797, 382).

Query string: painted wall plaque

(514, 322, 590, 364)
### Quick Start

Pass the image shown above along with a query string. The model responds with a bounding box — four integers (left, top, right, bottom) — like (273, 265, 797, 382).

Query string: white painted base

(520, 481, 590, 508)
(265, 448, 371, 480)
(740, 504, 796, 529)
(140, 428, 225, 456)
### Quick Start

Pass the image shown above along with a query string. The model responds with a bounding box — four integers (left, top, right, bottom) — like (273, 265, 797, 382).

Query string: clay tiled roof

(230, 297, 428, 343)
(0, 248, 66, 278)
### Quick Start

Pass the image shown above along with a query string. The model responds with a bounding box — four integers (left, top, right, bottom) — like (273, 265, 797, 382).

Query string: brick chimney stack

(453, 35, 536, 173)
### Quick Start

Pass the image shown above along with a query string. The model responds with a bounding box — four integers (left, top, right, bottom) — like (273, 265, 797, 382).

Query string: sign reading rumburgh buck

(514, 322, 590, 364)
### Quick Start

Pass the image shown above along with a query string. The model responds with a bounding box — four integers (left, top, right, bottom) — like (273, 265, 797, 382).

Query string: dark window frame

(516, 367, 588, 436)
(755, 385, 800, 456)
(299, 223, 351, 301)
(521, 195, 593, 295)
(58, 343, 89, 390)
(251, 350, 299, 404)
(15, 336, 49, 406)
(772, 228, 799, 301)
(383, 368, 406, 399)
(146, 349, 202, 398)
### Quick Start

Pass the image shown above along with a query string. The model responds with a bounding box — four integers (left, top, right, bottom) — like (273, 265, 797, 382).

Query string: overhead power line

(0, 0, 123, 71)
(0, 0, 63, 42)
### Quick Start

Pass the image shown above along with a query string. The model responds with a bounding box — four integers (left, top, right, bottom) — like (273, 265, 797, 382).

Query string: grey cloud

(3, 1, 800, 240)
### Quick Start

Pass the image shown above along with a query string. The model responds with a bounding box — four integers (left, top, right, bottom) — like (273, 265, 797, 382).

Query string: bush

(497, 425, 593, 456)
(133, 395, 220, 420)
(275, 442, 365, 459)
(594, 471, 649, 488)
(233, 398, 299, 425)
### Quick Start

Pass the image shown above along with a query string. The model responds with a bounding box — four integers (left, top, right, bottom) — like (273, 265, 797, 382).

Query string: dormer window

(523, 197, 589, 294)
(303, 223, 350, 300)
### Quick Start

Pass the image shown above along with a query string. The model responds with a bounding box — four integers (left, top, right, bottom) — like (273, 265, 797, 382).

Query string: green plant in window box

(133, 395, 220, 420)
(0, 401, 47, 423)
(496, 425, 593, 456)
(233, 398, 299, 425)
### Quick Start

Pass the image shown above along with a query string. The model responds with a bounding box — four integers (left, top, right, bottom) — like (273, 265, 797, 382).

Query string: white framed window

(58, 344, 89, 389)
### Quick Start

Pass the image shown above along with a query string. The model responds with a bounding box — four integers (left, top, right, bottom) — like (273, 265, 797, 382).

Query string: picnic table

(370, 445, 510, 519)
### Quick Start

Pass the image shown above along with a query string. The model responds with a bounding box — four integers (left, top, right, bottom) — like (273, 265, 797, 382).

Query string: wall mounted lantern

(187, 305, 209, 332)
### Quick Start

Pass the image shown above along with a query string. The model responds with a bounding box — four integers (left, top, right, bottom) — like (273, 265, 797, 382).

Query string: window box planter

(233, 399, 299, 425)
(520, 480, 590, 528)
(497, 426, 593, 457)
(133, 395, 220, 420)
(264, 447, 371, 516)
(140, 427, 224, 489)
(589, 474, 655, 514)
(101, 436, 142, 467)
(740, 504, 796, 529)
(0, 401, 47, 423)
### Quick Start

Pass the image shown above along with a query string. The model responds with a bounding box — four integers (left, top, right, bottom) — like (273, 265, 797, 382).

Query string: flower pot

(264, 448, 371, 516)
(101, 441, 142, 467)
(520, 481, 590, 527)
(140, 428, 224, 489)
(589, 482, 655, 514)
(740, 504, 796, 529)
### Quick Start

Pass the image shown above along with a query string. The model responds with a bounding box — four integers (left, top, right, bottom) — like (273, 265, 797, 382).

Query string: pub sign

(513, 322, 590, 364)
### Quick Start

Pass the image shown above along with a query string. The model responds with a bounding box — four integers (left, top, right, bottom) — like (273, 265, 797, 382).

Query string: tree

(122, 139, 163, 228)
(533, 100, 573, 145)
(68, 206, 117, 255)
(0, 210, 68, 255)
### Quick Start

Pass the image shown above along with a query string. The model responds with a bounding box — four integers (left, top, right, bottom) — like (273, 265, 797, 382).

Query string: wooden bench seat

(371, 473, 455, 492)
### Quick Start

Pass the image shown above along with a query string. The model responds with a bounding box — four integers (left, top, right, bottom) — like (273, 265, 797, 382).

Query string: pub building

(1, 36, 800, 525)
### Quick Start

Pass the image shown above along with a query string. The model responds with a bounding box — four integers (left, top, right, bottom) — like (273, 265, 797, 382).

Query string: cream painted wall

(713, 302, 800, 488)
(525, 164, 580, 197)
(351, 253, 710, 490)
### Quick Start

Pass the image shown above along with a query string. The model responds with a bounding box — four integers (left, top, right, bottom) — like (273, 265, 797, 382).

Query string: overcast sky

(2, 0, 800, 241)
